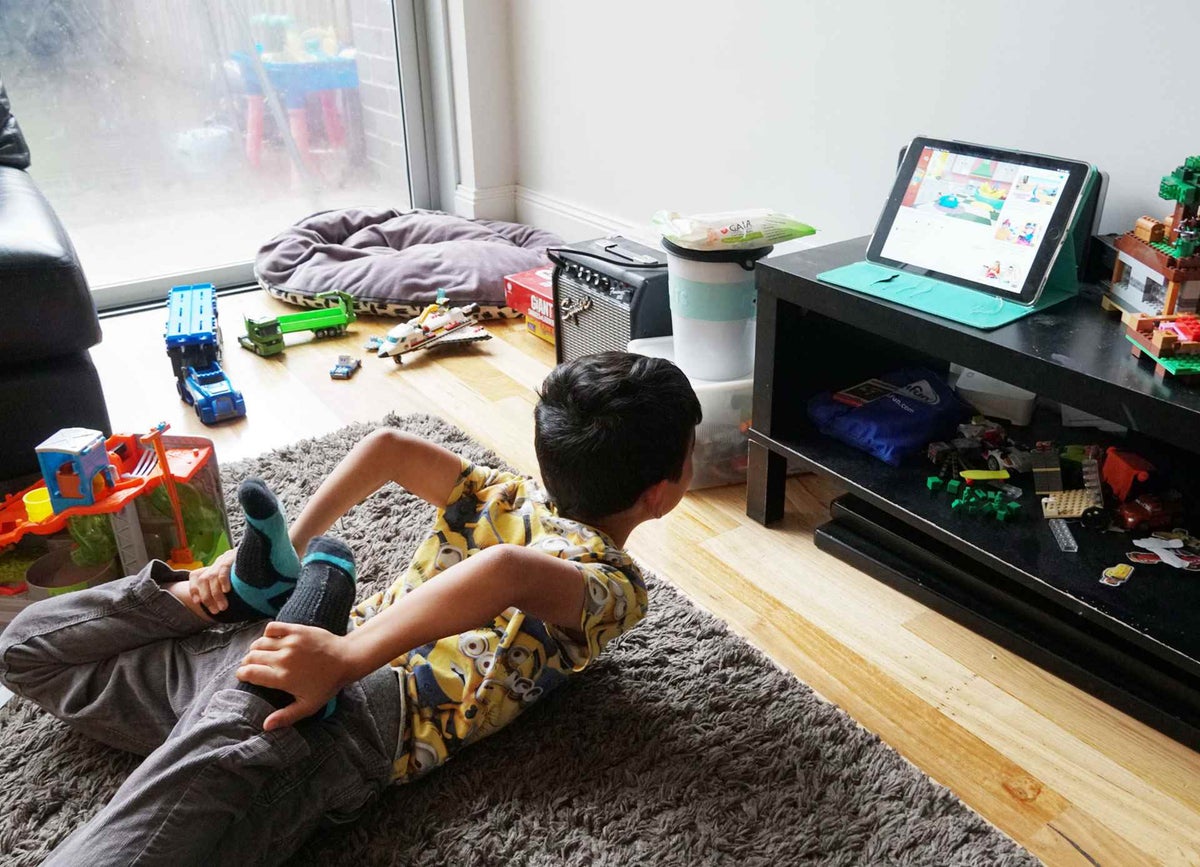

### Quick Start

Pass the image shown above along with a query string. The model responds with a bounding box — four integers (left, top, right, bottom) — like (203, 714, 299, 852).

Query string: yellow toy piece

(959, 469, 1010, 481)
(1102, 563, 1135, 585)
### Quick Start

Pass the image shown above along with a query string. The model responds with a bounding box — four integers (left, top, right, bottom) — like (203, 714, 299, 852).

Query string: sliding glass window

(2, 0, 425, 308)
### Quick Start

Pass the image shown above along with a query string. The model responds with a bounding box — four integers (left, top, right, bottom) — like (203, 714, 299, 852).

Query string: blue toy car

(330, 354, 362, 380)
(182, 363, 247, 424)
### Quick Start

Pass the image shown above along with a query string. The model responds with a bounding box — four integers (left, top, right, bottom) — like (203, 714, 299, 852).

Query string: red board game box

(504, 266, 555, 345)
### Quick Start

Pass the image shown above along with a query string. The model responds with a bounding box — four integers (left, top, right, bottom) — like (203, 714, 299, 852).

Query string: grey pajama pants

(0, 560, 402, 867)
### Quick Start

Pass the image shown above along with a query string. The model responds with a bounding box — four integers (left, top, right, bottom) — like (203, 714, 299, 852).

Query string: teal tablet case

(818, 167, 1097, 330)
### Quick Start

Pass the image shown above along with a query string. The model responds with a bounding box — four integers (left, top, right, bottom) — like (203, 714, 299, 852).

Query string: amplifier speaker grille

(556, 273, 633, 362)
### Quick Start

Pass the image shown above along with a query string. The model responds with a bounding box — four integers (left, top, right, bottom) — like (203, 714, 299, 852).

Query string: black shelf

(816, 498, 1200, 750)
(752, 413, 1200, 677)
(757, 238, 1200, 454)
(748, 236, 1200, 748)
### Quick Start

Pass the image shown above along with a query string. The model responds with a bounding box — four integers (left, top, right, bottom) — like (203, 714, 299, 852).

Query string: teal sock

(214, 478, 301, 623)
(237, 536, 358, 718)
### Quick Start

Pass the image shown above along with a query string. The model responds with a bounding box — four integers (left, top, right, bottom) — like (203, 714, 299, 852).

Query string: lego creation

(1109, 156, 1200, 316)
(1123, 311, 1200, 381)
(239, 290, 356, 357)
(376, 299, 490, 364)
(166, 284, 247, 424)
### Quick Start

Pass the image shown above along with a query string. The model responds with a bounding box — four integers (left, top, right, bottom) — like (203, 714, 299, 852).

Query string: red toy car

(1116, 492, 1183, 533)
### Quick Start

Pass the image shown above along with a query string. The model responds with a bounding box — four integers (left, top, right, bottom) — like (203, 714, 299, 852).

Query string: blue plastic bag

(807, 367, 968, 466)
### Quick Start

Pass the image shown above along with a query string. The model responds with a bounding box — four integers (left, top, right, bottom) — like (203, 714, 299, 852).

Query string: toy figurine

(377, 300, 491, 364)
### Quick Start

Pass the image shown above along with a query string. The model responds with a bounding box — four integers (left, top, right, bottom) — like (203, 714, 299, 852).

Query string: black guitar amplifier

(549, 237, 672, 363)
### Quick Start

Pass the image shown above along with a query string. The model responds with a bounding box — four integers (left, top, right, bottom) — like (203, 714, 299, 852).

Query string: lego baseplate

(1042, 488, 1103, 519)
(1125, 334, 1200, 379)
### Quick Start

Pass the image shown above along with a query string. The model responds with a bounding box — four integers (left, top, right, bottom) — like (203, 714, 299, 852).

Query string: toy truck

(165, 284, 246, 424)
(239, 291, 357, 357)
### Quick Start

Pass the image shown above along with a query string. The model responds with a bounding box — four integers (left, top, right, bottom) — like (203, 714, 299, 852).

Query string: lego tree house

(1109, 156, 1200, 316)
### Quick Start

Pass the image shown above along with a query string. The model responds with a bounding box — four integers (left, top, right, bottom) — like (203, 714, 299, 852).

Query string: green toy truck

(239, 291, 357, 357)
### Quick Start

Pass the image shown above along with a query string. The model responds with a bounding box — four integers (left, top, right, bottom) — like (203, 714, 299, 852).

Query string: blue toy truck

(165, 284, 247, 424)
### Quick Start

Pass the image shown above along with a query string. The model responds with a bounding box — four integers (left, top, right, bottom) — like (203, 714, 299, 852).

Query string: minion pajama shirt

(350, 459, 650, 783)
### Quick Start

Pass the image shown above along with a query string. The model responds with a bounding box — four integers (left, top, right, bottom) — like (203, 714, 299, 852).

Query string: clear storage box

(628, 336, 753, 489)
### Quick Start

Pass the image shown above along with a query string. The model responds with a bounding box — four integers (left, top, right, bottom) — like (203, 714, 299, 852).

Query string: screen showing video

(878, 147, 1071, 293)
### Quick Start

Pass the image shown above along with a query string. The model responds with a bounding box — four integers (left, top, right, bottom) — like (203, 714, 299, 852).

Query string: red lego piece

(1170, 315, 1200, 341)
(1102, 447, 1155, 503)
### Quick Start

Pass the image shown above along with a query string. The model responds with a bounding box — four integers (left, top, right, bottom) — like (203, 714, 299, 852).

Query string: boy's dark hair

(535, 352, 702, 522)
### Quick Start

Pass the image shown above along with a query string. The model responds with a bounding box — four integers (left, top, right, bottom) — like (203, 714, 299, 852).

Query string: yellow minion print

(349, 460, 647, 782)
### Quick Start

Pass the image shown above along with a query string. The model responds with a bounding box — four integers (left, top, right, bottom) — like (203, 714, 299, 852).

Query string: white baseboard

(453, 183, 517, 221)
(513, 186, 658, 244)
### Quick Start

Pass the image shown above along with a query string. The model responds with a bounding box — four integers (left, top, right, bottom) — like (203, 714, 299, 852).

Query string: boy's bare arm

(237, 544, 586, 730)
(289, 429, 464, 554)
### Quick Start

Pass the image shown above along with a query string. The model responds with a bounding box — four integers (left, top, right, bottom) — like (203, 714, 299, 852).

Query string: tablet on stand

(820, 137, 1104, 329)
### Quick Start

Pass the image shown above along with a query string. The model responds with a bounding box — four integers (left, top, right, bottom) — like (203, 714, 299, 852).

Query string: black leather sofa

(0, 81, 111, 487)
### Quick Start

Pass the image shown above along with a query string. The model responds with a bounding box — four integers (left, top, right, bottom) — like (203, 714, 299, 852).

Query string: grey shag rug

(0, 414, 1038, 866)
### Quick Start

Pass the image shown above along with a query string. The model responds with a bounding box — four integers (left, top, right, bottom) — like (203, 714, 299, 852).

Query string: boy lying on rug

(0, 352, 700, 866)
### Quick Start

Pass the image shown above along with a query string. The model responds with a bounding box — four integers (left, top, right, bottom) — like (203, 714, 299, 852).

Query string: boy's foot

(212, 478, 302, 623)
(237, 536, 358, 718)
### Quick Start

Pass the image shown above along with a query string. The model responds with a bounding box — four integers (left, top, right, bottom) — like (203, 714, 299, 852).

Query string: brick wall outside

(349, 0, 408, 188)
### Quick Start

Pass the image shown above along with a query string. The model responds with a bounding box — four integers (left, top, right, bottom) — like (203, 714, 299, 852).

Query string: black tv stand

(747, 238, 1200, 749)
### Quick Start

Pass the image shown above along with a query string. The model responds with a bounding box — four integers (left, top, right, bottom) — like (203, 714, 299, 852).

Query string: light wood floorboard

(90, 291, 1200, 866)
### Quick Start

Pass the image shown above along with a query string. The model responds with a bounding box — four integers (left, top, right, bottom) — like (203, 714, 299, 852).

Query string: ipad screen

(877, 146, 1072, 295)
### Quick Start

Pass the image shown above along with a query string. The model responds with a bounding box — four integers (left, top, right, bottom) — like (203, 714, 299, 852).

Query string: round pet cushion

(254, 207, 563, 318)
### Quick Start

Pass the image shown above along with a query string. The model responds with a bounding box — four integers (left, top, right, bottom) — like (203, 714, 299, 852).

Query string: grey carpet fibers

(0, 414, 1037, 866)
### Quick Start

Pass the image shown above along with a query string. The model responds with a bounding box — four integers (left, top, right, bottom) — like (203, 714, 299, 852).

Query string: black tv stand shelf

(747, 237, 1200, 749)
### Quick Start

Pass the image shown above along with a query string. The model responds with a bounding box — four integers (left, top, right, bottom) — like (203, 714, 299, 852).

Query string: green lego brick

(926, 476, 945, 492)
(1150, 240, 1184, 259)
(1126, 335, 1200, 375)
(946, 479, 963, 496)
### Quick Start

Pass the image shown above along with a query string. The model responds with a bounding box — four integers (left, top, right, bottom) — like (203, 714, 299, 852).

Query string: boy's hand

(188, 548, 237, 615)
(236, 622, 355, 731)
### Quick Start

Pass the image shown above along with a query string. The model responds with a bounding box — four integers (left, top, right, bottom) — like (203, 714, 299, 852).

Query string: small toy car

(957, 418, 1006, 448)
(330, 355, 362, 380)
(983, 445, 1033, 474)
(1117, 493, 1184, 533)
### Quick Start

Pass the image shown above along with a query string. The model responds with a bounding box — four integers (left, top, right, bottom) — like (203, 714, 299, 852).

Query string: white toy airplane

(377, 301, 490, 364)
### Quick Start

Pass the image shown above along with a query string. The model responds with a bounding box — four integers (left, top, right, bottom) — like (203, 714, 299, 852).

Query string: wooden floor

(94, 291, 1200, 866)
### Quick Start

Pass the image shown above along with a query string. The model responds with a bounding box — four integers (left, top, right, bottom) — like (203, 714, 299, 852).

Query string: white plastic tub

(663, 239, 772, 382)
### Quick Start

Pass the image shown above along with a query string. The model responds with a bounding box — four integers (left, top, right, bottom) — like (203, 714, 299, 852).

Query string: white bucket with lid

(663, 238, 772, 381)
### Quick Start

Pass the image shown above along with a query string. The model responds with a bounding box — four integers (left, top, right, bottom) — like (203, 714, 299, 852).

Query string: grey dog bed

(254, 208, 562, 318)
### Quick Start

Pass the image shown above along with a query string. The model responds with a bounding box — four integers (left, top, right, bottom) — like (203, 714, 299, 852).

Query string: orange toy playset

(0, 422, 231, 625)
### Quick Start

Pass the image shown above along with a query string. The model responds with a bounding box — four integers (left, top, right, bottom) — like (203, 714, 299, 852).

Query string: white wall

(509, 0, 1192, 245)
